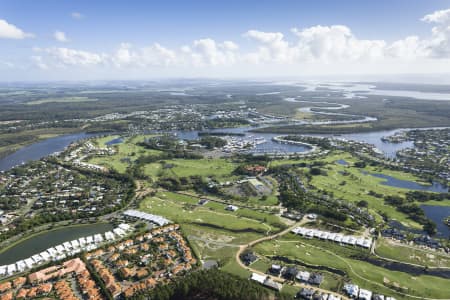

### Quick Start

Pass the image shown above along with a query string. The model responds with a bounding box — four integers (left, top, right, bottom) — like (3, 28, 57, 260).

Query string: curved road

(234, 217, 350, 299)
(235, 219, 450, 300)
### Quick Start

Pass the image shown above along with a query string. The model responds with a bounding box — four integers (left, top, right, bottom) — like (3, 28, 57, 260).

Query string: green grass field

(250, 254, 343, 292)
(138, 190, 291, 282)
(279, 151, 450, 228)
(375, 238, 450, 268)
(89, 135, 162, 173)
(253, 235, 450, 299)
(160, 158, 239, 181)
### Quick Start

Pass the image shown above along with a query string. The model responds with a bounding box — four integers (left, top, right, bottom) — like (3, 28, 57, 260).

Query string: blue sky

(1, 0, 450, 80)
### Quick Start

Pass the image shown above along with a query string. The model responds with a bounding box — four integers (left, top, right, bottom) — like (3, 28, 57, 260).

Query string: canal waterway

(0, 223, 113, 265)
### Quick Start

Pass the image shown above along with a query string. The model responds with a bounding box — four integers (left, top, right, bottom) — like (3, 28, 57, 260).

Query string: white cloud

(386, 36, 428, 59)
(54, 31, 69, 42)
(421, 8, 450, 24)
(113, 42, 178, 67)
(33, 47, 106, 68)
(0, 19, 33, 39)
(189, 38, 238, 66)
(244, 30, 296, 63)
(221, 41, 239, 51)
(26, 7, 450, 77)
(292, 25, 385, 62)
(243, 26, 385, 64)
(71, 12, 84, 20)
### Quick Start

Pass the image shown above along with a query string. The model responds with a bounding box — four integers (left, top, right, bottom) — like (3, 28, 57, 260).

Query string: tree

(423, 220, 437, 235)
(310, 167, 322, 176)
(357, 200, 369, 208)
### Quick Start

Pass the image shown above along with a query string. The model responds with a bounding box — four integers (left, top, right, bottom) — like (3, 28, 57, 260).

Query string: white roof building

(358, 289, 372, 300)
(7, 264, 16, 275)
(123, 209, 171, 226)
(344, 284, 359, 298)
(79, 237, 87, 246)
(71, 240, 80, 248)
(118, 223, 131, 231)
(16, 260, 26, 272)
(250, 272, 266, 284)
(94, 234, 103, 243)
(113, 228, 126, 237)
(55, 245, 65, 254)
(24, 258, 34, 269)
(105, 231, 115, 241)
(40, 251, 51, 261)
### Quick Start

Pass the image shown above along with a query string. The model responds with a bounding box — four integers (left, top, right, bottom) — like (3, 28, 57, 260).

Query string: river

(0, 223, 113, 265)
(0, 132, 100, 172)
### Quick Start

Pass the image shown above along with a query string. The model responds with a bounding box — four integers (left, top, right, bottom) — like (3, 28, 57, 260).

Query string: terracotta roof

(108, 282, 121, 297)
(37, 282, 53, 294)
(12, 277, 26, 288)
(145, 277, 157, 287)
(116, 259, 129, 267)
(124, 287, 135, 298)
(119, 267, 135, 278)
(27, 287, 37, 298)
(136, 268, 149, 279)
(109, 253, 120, 262)
(0, 291, 13, 300)
(0, 282, 11, 293)
(16, 288, 28, 299)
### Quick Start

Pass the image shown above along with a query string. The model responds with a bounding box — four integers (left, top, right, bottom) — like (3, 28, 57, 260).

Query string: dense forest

(130, 269, 288, 300)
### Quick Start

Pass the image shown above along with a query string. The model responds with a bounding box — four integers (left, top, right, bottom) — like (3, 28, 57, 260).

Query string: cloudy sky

(1, 0, 450, 81)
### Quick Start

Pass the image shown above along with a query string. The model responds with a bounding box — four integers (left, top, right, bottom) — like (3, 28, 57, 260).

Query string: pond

(421, 205, 450, 238)
(368, 173, 448, 193)
(106, 137, 124, 145)
(0, 132, 100, 172)
(0, 223, 113, 265)
(336, 159, 349, 166)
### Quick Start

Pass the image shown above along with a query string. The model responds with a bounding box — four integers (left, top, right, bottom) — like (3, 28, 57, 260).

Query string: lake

(0, 223, 113, 265)
(421, 205, 450, 238)
(368, 173, 448, 193)
(0, 132, 99, 172)
(310, 128, 415, 159)
(175, 127, 312, 155)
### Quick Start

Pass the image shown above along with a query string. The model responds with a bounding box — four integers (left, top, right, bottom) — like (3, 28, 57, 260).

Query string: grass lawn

(161, 158, 238, 181)
(221, 255, 252, 278)
(139, 194, 271, 236)
(375, 238, 450, 268)
(306, 155, 427, 228)
(88, 135, 162, 173)
(286, 151, 450, 223)
(250, 248, 344, 293)
(157, 191, 286, 231)
(254, 236, 450, 299)
(138, 190, 292, 282)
